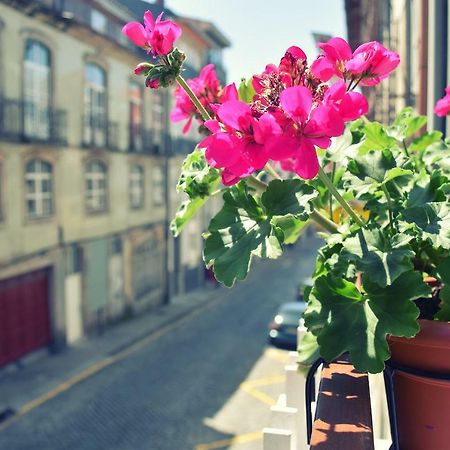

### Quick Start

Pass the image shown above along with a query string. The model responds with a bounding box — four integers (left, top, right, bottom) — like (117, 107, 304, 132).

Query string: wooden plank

(310, 356, 374, 450)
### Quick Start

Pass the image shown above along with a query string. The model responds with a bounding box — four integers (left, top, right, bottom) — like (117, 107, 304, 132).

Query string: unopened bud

(134, 62, 154, 76)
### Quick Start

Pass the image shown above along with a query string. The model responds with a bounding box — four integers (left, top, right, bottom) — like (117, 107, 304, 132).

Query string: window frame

(24, 158, 54, 219)
(23, 39, 52, 141)
(84, 63, 107, 148)
(85, 159, 108, 214)
(129, 164, 145, 209)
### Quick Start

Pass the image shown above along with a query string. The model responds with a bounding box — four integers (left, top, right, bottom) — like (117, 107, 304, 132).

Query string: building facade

(345, 0, 449, 135)
(0, 0, 229, 367)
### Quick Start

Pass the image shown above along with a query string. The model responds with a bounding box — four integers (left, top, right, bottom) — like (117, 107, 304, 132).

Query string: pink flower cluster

(311, 37, 400, 86)
(191, 43, 374, 185)
(434, 86, 450, 117)
(171, 64, 238, 133)
(122, 11, 181, 57)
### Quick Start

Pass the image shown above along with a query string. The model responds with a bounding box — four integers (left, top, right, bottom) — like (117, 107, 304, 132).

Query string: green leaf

(327, 128, 362, 162)
(402, 202, 450, 249)
(348, 149, 396, 183)
(261, 179, 317, 218)
(342, 229, 414, 287)
(271, 215, 308, 244)
(170, 197, 207, 237)
(204, 180, 317, 287)
(177, 148, 220, 199)
(409, 131, 443, 152)
(407, 170, 449, 207)
(298, 331, 320, 367)
(238, 78, 256, 103)
(304, 272, 428, 373)
(358, 122, 397, 154)
(388, 107, 427, 141)
(383, 167, 413, 184)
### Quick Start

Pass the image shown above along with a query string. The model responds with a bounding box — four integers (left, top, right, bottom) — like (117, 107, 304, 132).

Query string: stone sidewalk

(0, 284, 221, 418)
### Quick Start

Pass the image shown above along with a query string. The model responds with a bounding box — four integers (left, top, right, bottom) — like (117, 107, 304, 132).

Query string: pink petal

(217, 101, 252, 131)
(243, 143, 268, 170)
(220, 83, 239, 102)
(204, 120, 221, 133)
(204, 133, 241, 168)
(294, 141, 320, 179)
(285, 46, 307, 61)
(253, 113, 282, 144)
(143, 11, 155, 30)
(338, 92, 368, 121)
(324, 80, 346, 102)
(346, 52, 371, 74)
(306, 105, 344, 137)
(182, 116, 193, 134)
(266, 135, 299, 161)
(434, 97, 450, 117)
(318, 37, 353, 61)
(221, 169, 241, 186)
(280, 86, 312, 124)
(122, 22, 148, 47)
(310, 57, 339, 82)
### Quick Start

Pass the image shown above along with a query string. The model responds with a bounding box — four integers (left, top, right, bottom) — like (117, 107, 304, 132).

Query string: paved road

(0, 236, 321, 450)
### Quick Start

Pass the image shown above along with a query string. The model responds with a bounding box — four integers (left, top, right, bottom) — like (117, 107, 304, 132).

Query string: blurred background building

(0, 0, 229, 367)
(345, 0, 449, 135)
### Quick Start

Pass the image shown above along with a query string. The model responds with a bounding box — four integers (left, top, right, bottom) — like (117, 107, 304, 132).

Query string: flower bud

(134, 62, 154, 76)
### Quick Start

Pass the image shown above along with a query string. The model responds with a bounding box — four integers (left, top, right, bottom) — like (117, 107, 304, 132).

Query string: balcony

(0, 97, 67, 145)
(129, 126, 162, 156)
(171, 137, 199, 156)
(83, 118, 119, 151)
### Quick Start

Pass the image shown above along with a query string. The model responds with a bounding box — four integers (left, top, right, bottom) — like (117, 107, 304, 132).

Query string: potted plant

(122, 12, 450, 450)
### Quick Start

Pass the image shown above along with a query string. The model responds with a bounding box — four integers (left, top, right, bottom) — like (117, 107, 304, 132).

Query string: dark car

(268, 302, 306, 350)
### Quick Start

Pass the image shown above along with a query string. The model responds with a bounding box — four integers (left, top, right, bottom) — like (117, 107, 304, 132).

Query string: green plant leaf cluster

(170, 148, 220, 237)
(204, 179, 317, 286)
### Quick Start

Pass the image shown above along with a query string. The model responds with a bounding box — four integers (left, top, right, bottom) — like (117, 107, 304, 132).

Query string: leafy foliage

(304, 272, 430, 372)
(204, 180, 317, 286)
(171, 148, 220, 237)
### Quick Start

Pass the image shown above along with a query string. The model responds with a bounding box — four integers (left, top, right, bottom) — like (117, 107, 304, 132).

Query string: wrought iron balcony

(0, 97, 67, 145)
(82, 117, 119, 151)
(129, 126, 164, 156)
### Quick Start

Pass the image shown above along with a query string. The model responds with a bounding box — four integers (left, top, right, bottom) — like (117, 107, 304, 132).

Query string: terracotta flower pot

(388, 320, 450, 450)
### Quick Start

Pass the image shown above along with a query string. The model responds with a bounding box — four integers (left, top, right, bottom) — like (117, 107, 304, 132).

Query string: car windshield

(279, 303, 305, 323)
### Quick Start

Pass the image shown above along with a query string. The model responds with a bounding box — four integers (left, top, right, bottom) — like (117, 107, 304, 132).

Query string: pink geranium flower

(200, 101, 281, 185)
(434, 86, 450, 117)
(324, 81, 368, 121)
(310, 37, 353, 82)
(267, 86, 344, 179)
(346, 41, 400, 86)
(122, 11, 182, 57)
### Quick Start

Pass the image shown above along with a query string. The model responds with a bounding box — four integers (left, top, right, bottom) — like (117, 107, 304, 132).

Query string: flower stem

(310, 210, 339, 233)
(176, 75, 212, 122)
(265, 163, 282, 180)
(381, 184, 395, 230)
(246, 176, 268, 192)
(317, 166, 366, 228)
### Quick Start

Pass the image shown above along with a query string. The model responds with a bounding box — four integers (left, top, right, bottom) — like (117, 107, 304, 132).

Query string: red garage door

(0, 269, 51, 367)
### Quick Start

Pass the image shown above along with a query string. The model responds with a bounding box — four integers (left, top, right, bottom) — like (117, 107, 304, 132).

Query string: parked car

(268, 302, 306, 350)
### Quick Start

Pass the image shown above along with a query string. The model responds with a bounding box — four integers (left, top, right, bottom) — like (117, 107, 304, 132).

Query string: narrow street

(0, 236, 321, 450)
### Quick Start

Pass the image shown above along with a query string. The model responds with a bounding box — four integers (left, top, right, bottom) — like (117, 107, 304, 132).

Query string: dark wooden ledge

(310, 355, 374, 450)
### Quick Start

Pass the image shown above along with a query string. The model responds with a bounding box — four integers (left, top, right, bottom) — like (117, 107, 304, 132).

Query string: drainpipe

(419, 0, 428, 117)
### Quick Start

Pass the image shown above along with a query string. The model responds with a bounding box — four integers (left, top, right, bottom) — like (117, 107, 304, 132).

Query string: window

(208, 48, 223, 66)
(91, 10, 107, 34)
(129, 165, 144, 209)
(152, 166, 164, 206)
(23, 40, 51, 140)
(85, 160, 107, 213)
(129, 82, 143, 152)
(152, 91, 164, 145)
(25, 159, 53, 218)
(84, 63, 107, 147)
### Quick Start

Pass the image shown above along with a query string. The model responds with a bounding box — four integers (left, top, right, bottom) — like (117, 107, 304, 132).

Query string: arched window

(23, 40, 51, 140)
(129, 165, 144, 209)
(84, 63, 107, 147)
(129, 81, 143, 152)
(85, 160, 107, 213)
(25, 159, 53, 218)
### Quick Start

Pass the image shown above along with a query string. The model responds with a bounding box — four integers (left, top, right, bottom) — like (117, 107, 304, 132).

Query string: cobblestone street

(0, 236, 321, 450)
